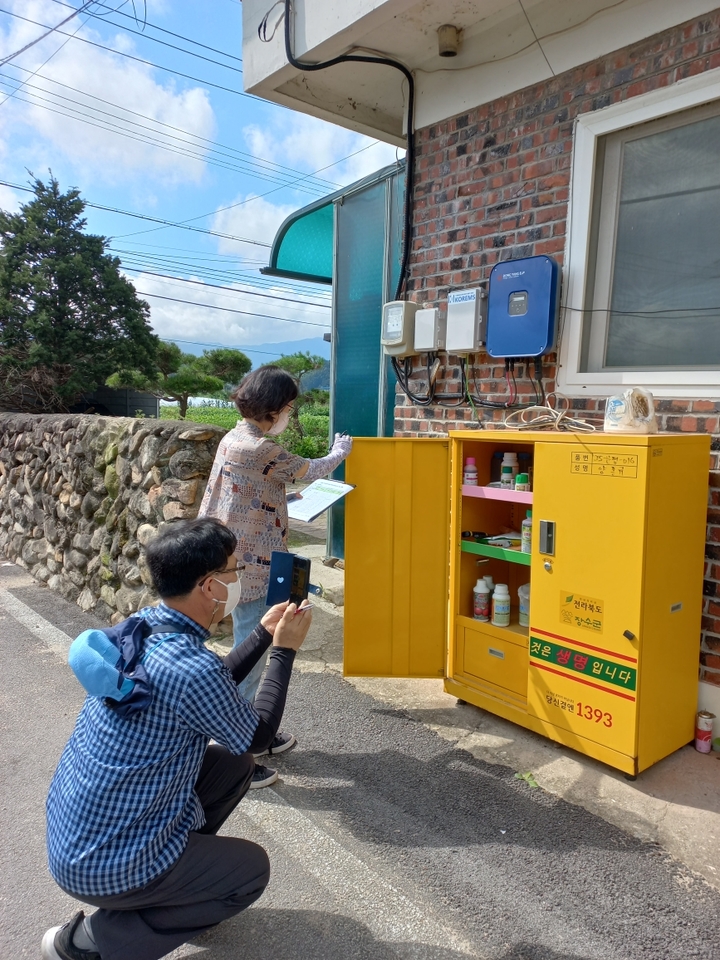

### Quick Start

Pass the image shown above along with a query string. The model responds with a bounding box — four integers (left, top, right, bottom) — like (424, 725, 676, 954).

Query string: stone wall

(0, 413, 226, 623)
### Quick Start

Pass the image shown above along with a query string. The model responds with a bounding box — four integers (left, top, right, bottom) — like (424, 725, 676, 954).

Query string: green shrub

(299, 413, 331, 436)
(160, 405, 239, 430)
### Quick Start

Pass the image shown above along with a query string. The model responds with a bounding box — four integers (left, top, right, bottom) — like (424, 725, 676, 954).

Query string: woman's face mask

(212, 573, 242, 617)
(267, 407, 292, 436)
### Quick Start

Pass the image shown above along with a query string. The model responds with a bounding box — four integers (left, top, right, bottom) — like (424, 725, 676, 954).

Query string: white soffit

(243, 0, 720, 140)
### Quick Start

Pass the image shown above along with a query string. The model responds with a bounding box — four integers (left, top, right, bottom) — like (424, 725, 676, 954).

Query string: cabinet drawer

(460, 626, 528, 698)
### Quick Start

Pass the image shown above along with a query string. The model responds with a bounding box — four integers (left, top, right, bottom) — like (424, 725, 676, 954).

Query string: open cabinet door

(344, 438, 450, 678)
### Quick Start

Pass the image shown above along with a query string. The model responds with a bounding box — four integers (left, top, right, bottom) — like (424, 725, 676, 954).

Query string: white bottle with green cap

(500, 465, 514, 489)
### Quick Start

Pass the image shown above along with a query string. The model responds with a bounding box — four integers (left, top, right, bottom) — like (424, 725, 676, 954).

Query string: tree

(0, 176, 158, 413)
(271, 352, 326, 435)
(109, 342, 251, 418)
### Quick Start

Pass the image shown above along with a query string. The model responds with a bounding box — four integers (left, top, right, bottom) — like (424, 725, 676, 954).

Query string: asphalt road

(1, 562, 719, 960)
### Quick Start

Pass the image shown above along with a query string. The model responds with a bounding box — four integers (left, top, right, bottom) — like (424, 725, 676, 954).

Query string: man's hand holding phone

(271, 601, 312, 651)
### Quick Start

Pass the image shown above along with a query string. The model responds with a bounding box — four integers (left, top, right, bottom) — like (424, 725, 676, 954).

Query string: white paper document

(287, 478, 355, 523)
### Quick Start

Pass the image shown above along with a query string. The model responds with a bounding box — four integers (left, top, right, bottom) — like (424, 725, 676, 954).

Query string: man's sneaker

(253, 731, 297, 758)
(249, 763, 278, 789)
(42, 912, 100, 960)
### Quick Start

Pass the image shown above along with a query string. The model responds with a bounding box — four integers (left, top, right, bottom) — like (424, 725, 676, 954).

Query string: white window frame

(558, 66, 720, 398)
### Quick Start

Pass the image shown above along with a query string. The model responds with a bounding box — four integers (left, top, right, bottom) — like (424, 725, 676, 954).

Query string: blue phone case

(266, 552, 296, 605)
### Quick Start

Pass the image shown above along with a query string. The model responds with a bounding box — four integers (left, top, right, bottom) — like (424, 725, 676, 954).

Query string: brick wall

(398, 9, 720, 687)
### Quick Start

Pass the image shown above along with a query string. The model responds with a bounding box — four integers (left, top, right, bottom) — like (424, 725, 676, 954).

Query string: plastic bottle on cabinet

(501, 452, 519, 481)
(518, 583, 530, 627)
(521, 511, 532, 554)
(463, 457, 478, 485)
(492, 584, 511, 627)
(518, 452, 532, 487)
(500, 466, 514, 489)
(514, 472, 530, 491)
(473, 579, 491, 621)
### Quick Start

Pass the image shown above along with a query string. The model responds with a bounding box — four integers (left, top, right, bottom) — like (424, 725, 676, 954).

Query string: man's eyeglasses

(199, 563, 244, 587)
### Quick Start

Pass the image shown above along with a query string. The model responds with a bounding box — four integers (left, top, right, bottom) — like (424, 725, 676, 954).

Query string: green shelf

(461, 540, 531, 565)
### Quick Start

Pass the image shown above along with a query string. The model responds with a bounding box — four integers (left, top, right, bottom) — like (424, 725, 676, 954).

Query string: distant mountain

(172, 337, 331, 366)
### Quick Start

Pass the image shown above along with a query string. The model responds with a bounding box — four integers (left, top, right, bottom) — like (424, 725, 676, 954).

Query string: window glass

(584, 109, 720, 370)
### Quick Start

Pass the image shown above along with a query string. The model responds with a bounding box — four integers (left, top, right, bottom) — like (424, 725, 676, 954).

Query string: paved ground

(2, 559, 720, 959)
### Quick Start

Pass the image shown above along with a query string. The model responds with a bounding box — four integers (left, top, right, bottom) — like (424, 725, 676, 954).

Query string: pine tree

(0, 176, 158, 412)
(109, 342, 251, 419)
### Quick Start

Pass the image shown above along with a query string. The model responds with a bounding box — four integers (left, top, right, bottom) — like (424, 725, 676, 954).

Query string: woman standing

(199, 366, 352, 787)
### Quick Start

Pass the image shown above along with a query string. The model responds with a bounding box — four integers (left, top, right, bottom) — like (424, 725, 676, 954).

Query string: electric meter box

(486, 255, 560, 358)
(381, 300, 418, 357)
(414, 307, 447, 352)
(445, 288, 486, 354)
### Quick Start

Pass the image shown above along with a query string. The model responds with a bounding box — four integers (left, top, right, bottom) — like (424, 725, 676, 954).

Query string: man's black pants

(66, 746, 268, 960)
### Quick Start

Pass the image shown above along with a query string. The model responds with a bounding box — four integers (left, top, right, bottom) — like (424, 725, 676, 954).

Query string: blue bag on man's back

(68, 615, 177, 718)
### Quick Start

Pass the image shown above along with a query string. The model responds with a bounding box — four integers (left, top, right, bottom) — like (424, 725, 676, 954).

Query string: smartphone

(289, 556, 311, 606)
(266, 551, 311, 606)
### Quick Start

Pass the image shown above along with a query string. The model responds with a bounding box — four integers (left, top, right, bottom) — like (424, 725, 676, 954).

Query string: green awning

(261, 199, 334, 285)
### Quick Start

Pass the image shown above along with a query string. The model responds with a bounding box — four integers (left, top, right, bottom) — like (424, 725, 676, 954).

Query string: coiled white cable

(500, 393, 601, 432)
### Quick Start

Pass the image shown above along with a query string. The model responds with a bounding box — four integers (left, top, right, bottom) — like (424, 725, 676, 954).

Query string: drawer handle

(488, 647, 505, 659)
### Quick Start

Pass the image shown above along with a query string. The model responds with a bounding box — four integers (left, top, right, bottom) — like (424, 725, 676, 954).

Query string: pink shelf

(461, 485, 533, 504)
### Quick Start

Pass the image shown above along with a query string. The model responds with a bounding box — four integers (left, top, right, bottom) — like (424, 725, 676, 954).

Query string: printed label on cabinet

(530, 635, 637, 692)
(559, 591, 604, 633)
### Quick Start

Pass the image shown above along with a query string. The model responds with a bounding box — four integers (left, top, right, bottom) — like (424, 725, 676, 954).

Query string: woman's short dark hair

(230, 366, 298, 421)
(144, 518, 236, 598)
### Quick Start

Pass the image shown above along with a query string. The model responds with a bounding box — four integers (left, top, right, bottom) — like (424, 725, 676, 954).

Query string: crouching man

(42, 517, 312, 960)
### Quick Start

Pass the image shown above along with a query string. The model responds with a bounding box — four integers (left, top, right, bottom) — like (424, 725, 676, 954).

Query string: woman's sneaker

(250, 763, 278, 789)
(253, 732, 296, 758)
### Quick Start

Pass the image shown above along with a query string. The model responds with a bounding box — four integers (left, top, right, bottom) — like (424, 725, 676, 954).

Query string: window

(559, 67, 720, 397)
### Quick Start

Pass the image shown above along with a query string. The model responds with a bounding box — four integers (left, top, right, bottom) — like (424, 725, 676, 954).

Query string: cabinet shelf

(462, 484, 533, 505)
(461, 540, 531, 565)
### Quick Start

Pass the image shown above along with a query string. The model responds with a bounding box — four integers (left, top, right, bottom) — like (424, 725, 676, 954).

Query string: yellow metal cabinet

(344, 431, 710, 775)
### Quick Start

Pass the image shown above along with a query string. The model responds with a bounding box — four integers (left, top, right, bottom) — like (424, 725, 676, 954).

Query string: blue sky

(0, 0, 400, 364)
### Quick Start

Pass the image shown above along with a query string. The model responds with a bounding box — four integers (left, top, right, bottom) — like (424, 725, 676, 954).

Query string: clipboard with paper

(287, 478, 355, 523)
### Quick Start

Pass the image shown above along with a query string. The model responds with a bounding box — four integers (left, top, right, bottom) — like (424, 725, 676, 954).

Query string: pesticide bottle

(463, 457, 478, 485)
(491, 583, 511, 627)
(521, 511, 532, 554)
(473, 579, 491, 621)
(501, 452, 519, 481)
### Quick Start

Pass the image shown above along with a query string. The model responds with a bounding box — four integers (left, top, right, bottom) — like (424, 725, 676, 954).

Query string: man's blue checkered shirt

(46, 603, 259, 897)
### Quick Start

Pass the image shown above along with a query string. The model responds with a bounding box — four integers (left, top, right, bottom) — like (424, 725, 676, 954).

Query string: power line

(0, 0, 95, 66)
(111, 138, 382, 239)
(0, 78, 328, 197)
(47, 0, 245, 72)
(0, 7, 258, 102)
(112, 252, 332, 299)
(119, 267, 331, 308)
(0, 178, 272, 246)
(163, 338, 317, 360)
(2, 62, 341, 193)
(135, 290, 330, 327)
(0, 0, 114, 108)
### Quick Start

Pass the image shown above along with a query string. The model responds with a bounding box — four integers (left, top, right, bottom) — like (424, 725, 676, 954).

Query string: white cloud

(131, 271, 331, 348)
(0, 184, 22, 213)
(243, 112, 402, 193)
(211, 194, 297, 258)
(0, 0, 216, 186)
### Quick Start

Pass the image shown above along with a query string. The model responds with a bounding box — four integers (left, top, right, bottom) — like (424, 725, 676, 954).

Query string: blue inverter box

(486, 255, 560, 358)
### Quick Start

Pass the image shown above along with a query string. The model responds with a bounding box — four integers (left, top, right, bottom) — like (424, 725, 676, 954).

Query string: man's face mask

(212, 572, 242, 617)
